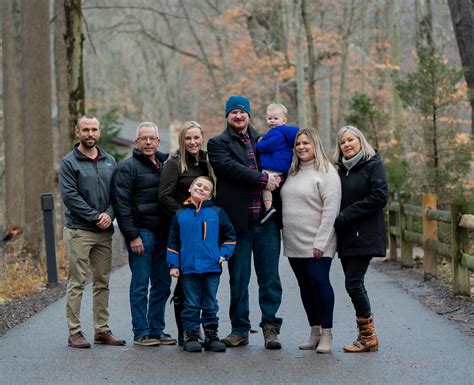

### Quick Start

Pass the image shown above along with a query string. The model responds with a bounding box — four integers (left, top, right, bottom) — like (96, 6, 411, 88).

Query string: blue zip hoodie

(256, 125, 299, 173)
(167, 199, 236, 275)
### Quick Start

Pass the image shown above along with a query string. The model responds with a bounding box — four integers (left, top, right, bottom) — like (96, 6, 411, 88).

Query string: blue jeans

(127, 229, 171, 339)
(181, 273, 220, 331)
(228, 219, 282, 336)
(288, 257, 335, 328)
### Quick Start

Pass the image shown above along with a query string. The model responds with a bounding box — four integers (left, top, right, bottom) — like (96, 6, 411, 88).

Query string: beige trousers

(63, 227, 112, 335)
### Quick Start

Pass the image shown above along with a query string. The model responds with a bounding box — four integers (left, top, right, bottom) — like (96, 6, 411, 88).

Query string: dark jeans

(228, 219, 282, 336)
(127, 229, 171, 339)
(181, 272, 220, 331)
(288, 257, 335, 329)
(340, 256, 372, 318)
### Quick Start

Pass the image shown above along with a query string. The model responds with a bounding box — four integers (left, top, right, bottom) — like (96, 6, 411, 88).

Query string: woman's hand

(313, 248, 323, 260)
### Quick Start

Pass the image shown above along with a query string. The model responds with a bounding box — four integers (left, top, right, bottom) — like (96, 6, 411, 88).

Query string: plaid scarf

(238, 131, 268, 222)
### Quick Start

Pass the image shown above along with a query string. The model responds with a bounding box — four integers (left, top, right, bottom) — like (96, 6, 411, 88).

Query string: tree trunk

(301, 0, 318, 130)
(54, 0, 85, 158)
(448, 0, 474, 135)
(415, 0, 434, 52)
(294, 5, 307, 128)
(336, 0, 355, 129)
(20, 0, 54, 255)
(2, 0, 25, 229)
(388, 0, 402, 155)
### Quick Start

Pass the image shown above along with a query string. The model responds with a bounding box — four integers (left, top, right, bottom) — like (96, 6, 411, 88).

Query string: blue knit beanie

(225, 95, 251, 117)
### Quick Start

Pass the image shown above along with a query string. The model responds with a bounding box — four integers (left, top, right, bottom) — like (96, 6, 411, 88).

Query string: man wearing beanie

(207, 95, 283, 350)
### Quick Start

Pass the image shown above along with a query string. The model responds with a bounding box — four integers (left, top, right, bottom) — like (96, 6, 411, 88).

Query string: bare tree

(448, 0, 474, 135)
(20, 0, 55, 253)
(54, 0, 85, 158)
(301, 0, 318, 129)
(2, 0, 25, 229)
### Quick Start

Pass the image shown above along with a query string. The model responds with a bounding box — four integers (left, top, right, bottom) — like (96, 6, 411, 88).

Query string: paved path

(1, 255, 473, 385)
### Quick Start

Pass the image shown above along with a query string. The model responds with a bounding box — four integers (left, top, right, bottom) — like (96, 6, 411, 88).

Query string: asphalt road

(1, 254, 473, 385)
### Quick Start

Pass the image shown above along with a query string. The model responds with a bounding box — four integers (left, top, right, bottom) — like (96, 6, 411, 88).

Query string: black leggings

(340, 256, 372, 318)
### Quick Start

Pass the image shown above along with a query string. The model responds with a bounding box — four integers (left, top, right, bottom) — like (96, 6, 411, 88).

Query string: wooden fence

(387, 193, 474, 296)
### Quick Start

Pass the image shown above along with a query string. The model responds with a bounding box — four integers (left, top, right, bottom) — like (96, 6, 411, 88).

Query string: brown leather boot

(68, 331, 91, 348)
(343, 314, 378, 353)
(94, 330, 126, 346)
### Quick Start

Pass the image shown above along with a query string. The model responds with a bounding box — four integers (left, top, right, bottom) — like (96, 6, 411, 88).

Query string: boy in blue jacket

(167, 176, 236, 352)
(256, 103, 299, 224)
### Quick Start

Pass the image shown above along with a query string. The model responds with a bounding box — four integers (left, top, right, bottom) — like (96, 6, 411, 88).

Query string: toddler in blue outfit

(256, 103, 299, 224)
(167, 176, 236, 352)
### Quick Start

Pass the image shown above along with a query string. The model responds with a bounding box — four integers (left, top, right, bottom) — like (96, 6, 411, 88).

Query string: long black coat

(207, 124, 282, 233)
(112, 149, 168, 241)
(335, 152, 388, 257)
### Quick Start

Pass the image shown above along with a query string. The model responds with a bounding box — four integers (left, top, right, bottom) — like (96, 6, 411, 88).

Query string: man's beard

(80, 137, 97, 148)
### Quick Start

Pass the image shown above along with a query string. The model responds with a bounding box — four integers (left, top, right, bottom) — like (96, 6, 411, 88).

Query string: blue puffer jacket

(256, 125, 299, 173)
(167, 200, 236, 275)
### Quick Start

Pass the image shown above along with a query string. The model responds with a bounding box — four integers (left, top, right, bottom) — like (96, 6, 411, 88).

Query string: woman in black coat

(333, 125, 388, 353)
(159, 121, 209, 345)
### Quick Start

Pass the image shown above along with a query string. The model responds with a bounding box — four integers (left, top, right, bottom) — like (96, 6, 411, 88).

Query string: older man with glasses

(112, 122, 176, 346)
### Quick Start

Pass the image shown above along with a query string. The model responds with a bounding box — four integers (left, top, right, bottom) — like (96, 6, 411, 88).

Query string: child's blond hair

(266, 103, 288, 117)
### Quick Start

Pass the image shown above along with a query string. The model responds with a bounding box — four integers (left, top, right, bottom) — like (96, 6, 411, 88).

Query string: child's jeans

(181, 272, 220, 330)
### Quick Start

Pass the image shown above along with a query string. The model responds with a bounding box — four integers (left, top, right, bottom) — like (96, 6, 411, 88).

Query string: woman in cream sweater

(281, 128, 341, 353)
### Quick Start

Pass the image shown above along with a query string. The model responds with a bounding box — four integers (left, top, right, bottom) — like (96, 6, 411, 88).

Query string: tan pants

(63, 227, 112, 335)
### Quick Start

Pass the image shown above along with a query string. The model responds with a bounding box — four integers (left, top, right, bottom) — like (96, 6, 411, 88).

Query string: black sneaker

(204, 327, 226, 352)
(183, 329, 202, 352)
(261, 207, 277, 224)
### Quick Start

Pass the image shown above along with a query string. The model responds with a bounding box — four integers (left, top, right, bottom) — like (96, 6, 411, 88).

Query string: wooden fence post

(423, 193, 438, 280)
(451, 199, 470, 296)
(388, 192, 398, 261)
(399, 193, 413, 267)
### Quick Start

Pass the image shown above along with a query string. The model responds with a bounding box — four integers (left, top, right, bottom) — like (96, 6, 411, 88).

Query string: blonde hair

(266, 103, 288, 117)
(178, 121, 204, 173)
(290, 128, 330, 175)
(333, 125, 375, 165)
(190, 176, 215, 198)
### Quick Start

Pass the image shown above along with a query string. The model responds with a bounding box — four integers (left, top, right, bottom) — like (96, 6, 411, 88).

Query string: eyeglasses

(137, 136, 159, 143)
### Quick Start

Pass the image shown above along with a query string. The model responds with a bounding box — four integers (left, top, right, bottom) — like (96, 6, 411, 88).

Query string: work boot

(299, 325, 321, 350)
(94, 330, 126, 346)
(262, 324, 282, 350)
(68, 331, 91, 348)
(221, 333, 249, 347)
(316, 328, 332, 354)
(204, 326, 226, 352)
(183, 329, 202, 352)
(343, 314, 379, 353)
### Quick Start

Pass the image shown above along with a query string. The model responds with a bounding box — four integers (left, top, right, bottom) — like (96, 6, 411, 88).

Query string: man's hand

(313, 248, 323, 260)
(130, 236, 144, 256)
(265, 173, 281, 191)
(170, 268, 180, 278)
(96, 212, 112, 229)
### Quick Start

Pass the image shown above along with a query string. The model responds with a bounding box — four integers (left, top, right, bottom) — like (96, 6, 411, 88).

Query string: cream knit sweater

(281, 160, 341, 258)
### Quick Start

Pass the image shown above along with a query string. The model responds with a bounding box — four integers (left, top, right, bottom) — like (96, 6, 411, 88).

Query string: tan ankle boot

(316, 328, 332, 353)
(343, 314, 379, 353)
(299, 325, 321, 350)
